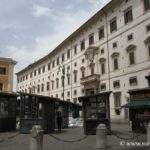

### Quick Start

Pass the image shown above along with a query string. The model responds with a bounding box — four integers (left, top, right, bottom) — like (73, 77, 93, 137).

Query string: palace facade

(16, 0, 150, 122)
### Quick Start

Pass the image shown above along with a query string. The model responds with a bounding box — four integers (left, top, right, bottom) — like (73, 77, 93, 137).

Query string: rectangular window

(52, 60, 55, 68)
(127, 34, 133, 41)
(114, 58, 119, 70)
(67, 49, 70, 59)
(129, 51, 135, 65)
(67, 91, 70, 96)
(26, 74, 28, 80)
(0, 83, 3, 91)
(52, 81, 54, 90)
(48, 63, 50, 70)
(37, 85, 40, 93)
(81, 40, 85, 51)
(144, 0, 150, 11)
(62, 53, 65, 62)
(100, 83, 106, 91)
(47, 82, 50, 91)
(74, 90, 77, 95)
(101, 63, 105, 74)
(74, 73, 77, 83)
(67, 76, 70, 85)
(113, 42, 117, 48)
(57, 57, 59, 65)
(0, 67, 6, 75)
(101, 49, 104, 54)
(113, 80, 120, 89)
(99, 26, 104, 40)
(34, 70, 36, 76)
(30, 72, 32, 78)
(81, 71, 85, 78)
(110, 17, 117, 33)
(89, 33, 94, 45)
(114, 93, 121, 108)
(41, 84, 44, 92)
(42, 66, 45, 73)
(74, 45, 77, 55)
(146, 24, 150, 32)
(38, 68, 41, 74)
(129, 76, 138, 86)
(124, 7, 133, 24)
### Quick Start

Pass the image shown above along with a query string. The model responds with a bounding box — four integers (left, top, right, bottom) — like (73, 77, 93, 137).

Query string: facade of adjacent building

(16, 0, 150, 122)
(0, 57, 17, 92)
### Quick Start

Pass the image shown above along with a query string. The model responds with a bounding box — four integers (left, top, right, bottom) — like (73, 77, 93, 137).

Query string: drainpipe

(70, 39, 73, 101)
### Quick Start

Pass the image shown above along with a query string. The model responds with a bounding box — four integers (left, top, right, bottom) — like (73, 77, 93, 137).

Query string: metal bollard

(96, 124, 107, 149)
(30, 125, 44, 150)
(147, 122, 150, 142)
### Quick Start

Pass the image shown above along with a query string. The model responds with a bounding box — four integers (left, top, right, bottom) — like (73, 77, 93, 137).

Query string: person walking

(56, 112, 62, 132)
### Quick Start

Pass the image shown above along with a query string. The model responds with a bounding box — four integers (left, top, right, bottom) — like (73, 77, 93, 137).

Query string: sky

(0, 0, 111, 89)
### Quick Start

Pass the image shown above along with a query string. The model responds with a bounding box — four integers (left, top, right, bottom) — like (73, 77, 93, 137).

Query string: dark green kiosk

(122, 75, 150, 133)
(0, 92, 17, 132)
(19, 93, 58, 133)
(79, 91, 111, 135)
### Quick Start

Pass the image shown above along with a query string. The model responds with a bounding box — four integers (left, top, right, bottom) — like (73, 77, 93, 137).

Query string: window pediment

(99, 57, 106, 63)
(80, 66, 85, 71)
(126, 44, 136, 52)
(111, 52, 119, 58)
(73, 70, 78, 74)
(144, 36, 150, 45)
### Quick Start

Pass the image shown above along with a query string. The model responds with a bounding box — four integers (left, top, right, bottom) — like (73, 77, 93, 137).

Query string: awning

(122, 99, 150, 108)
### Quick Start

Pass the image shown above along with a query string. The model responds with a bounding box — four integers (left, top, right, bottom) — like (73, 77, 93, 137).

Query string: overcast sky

(0, 0, 110, 87)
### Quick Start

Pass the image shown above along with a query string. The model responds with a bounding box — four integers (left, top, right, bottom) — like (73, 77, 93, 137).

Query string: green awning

(122, 99, 150, 108)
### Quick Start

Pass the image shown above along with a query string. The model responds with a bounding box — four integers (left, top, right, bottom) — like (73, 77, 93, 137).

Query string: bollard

(147, 122, 150, 142)
(30, 125, 44, 150)
(96, 124, 107, 149)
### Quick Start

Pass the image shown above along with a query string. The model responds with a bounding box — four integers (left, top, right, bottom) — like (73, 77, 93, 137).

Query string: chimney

(145, 75, 150, 87)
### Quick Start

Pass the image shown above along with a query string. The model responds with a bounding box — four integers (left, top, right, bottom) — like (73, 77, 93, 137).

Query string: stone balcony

(80, 74, 100, 85)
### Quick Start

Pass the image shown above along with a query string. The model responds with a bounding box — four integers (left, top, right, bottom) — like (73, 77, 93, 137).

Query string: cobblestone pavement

(0, 123, 149, 150)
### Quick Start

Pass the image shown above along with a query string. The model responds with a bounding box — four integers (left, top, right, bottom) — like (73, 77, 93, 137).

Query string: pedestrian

(56, 112, 62, 132)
